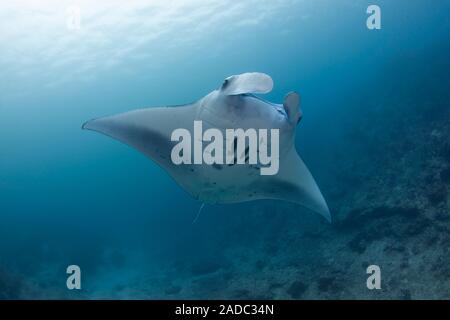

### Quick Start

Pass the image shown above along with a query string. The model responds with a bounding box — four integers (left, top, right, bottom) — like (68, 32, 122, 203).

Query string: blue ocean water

(0, 0, 449, 299)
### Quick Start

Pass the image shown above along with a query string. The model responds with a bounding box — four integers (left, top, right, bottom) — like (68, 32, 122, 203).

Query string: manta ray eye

(222, 78, 230, 89)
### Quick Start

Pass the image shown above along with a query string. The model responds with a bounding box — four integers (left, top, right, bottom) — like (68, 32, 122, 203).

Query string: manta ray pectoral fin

(283, 92, 302, 124)
(272, 147, 331, 222)
(220, 72, 273, 95)
(82, 103, 197, 168)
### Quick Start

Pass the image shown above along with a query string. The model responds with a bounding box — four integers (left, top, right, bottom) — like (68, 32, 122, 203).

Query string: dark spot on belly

(212, 163, 223, 170)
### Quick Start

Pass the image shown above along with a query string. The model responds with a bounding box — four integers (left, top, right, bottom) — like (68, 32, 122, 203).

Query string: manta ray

(83, 72, 331, 222)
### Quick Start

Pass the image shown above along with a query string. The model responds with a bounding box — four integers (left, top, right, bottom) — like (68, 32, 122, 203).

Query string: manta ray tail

(192, 203, 206, 224)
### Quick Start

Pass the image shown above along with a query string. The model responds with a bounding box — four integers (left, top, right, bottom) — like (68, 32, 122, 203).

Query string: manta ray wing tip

(81, 120, 89, 130)
(324, 210, 332, 223)
(82, 118, 99, 131)
(318, 201, 332, 223)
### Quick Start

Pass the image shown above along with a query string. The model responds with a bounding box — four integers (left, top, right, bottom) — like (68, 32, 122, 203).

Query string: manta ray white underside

(83, 72, 331, 222)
